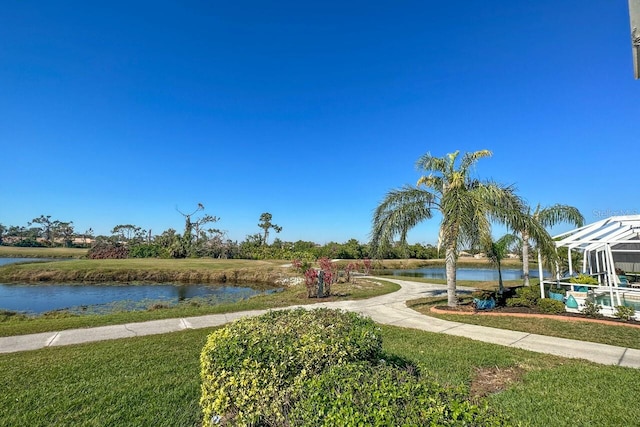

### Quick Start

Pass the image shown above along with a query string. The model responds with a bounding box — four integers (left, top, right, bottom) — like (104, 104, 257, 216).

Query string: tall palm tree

(371, 150, 552, 307)
(519, 204, 584, 286)
(484, 233, 519, 294)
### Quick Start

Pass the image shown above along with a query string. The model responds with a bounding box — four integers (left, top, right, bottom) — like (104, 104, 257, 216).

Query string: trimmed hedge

(289, 362, 512, 426)
(536, 298, 566, 314)
(199, 308, 382, 426)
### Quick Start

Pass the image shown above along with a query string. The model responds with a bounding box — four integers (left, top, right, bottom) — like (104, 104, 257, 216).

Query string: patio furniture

(619, 275, 629, 287)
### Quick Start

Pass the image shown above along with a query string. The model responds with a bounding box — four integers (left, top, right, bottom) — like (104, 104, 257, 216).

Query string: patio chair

(618, 275, 629, 288)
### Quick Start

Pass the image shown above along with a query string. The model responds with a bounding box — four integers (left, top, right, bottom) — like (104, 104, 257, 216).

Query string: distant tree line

(0, 208, 440, 261)
(0, 215, 89, 248)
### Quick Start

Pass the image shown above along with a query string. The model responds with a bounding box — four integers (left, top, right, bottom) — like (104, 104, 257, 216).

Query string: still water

(0, 258, 55, 266)
(387, 267, 545, 281)
(0, 283, 278, 314)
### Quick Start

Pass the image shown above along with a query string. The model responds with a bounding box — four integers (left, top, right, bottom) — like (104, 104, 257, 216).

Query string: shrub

(128, 243, 169, 258)
(87, 242, 128, 259)
(199, 308, 382, 427)
(303, 267, 318, 297)
(569, 274, 599, 285)
(289, 362, 511, 427)
(581, 300, 603, 318)
(472, 290, 496, 301)
(536, 298, 566, 314)
(506, 297, 528, 307)
(614, 305, 636, 321)
(506, 285, 540, 308)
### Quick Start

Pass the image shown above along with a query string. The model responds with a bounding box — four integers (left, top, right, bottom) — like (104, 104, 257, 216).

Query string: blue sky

(1, 1, 638, 245)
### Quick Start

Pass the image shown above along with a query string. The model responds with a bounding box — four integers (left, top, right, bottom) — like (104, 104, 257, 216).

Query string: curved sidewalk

(1, 278, 639, 368)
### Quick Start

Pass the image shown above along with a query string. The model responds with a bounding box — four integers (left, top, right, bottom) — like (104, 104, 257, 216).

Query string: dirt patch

(469, 365, 527, 399)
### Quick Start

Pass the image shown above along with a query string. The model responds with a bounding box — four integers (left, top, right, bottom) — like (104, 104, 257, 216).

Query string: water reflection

(0, 258, 55, 266)
(384, 267, 546, 281)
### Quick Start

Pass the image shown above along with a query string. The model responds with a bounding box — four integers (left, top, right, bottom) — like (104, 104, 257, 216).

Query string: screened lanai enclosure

(539, 215, 640, 317)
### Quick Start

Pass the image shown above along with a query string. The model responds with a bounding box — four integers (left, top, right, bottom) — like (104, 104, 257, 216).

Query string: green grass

(0, 329, 206, 426)
(0, 279, 400, 337)
(408, 296, 640, 350)
(1, 324, 638, 426)
(379, 326, 640, 427)
(0, 246, 87, 258)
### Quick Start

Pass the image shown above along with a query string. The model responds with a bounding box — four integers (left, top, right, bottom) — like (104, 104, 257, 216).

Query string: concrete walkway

(2, 278, 640, 368)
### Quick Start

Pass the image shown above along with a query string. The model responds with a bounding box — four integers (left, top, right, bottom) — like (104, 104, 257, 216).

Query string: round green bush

(289, 362, 512, 427)
(199, 308, 382, 426)
(536, 298, 566, 314)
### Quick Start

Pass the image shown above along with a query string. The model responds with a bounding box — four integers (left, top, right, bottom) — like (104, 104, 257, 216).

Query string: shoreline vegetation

(0, 258, 288, 285)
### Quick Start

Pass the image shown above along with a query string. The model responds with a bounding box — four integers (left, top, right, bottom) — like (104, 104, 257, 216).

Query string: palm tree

(371, 150, 551, 307)
(519, 204, 584, 286)
(484, 233, 519, 294)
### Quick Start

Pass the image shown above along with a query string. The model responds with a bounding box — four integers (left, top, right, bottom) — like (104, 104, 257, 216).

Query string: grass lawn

(0, 246, 88, 258)
(408, 296, 640, 350)
(1, 324, 638, 427)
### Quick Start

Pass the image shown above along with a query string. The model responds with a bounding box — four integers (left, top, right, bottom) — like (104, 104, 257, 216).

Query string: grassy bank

(0, 258, 290, 284)
(1, 324, 638, 426)
(0, 278, 399, 337)
(0, 246, 87, 259)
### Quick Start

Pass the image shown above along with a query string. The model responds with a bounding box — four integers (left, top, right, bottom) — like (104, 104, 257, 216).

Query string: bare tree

(176, 203, 219, 257)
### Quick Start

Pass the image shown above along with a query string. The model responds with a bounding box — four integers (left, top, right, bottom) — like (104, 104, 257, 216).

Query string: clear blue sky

(1, 1, 638, 245)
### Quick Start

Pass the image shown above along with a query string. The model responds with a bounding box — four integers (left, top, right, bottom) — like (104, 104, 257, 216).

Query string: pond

(384, 267, 546, 281)
(0, 258, 280, 314)
(0, 283, 280, 315)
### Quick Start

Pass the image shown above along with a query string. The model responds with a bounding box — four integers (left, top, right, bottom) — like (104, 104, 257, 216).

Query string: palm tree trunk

(497, 260, 503, 294)
(522, 231, 530, 287)
(445, 244, 457, 307)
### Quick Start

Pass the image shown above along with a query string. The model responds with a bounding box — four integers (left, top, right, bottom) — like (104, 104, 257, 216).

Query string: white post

(538, 249, 545, 299)
(606, 245, 621, 306)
